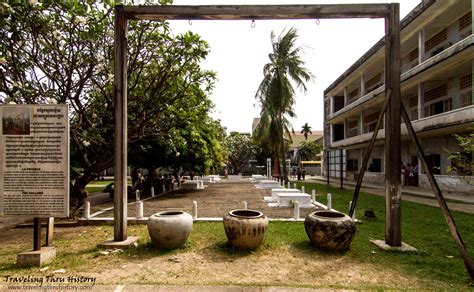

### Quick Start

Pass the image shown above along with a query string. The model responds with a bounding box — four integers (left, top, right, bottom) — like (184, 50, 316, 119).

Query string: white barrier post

(135, 190, 140, 201)
(301, 186, 305, 194)
(243, 201, 248, 209)
(162, 184, 166, 194)
(136, 201, 143, 219)
(84, 201, 90, 219)
(293, 201, 300, 220)
(192, 201, 198, 219)
(312, 189, 316, 203)
(327, 193, 332, 210)
(293, 183, 297, 189)
(151, 186, 155, 197)
(287, 181, 291, 189)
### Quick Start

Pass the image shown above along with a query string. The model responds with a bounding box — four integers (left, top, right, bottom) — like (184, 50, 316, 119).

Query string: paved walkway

(307, 175, 474, 214)
(1, 175, 473, 231)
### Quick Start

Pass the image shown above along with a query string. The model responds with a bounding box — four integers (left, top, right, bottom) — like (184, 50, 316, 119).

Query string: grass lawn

(84, 179, 131, 194)
(84, 180, 111, 194)
(0, 182, 472, 289)
(296, 181, 474, 285)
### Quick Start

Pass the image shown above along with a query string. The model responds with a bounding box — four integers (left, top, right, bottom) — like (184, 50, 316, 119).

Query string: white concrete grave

(181, 180, 206, 190)
(201, 176, 217, 184)
(250, 174, 267, 183)
(264, 188, 301, 203)
(209, 175, 221, 182)
(255, 179, 282, 189)
(276, 193, 312, 208)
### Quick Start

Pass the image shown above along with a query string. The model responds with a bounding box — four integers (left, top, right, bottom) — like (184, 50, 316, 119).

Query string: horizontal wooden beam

(122, 4, 392, 21)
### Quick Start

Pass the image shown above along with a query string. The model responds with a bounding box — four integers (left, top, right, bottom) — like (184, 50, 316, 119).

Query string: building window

(425, 28, 447, 53)
(460, 74, 472, 90)
(459, 12, 472, 32)
(347, 159, 358, 172)
(348, 88, 359, 103)
(368, 158, 381, 173)
(460, 91, 472, 107)
(334, 95, 345, 112)
(460, 74, 472, 107)
(409, 48, 418, 62)
(426, 98, 451, 116)
(364, 73, 382, 92)
(425, 154, 441, 175)
(363, 111, 381, 133)
(424, 84, 447, 103)
(332, 124, 344, 142)
(347, 120, 358, 137)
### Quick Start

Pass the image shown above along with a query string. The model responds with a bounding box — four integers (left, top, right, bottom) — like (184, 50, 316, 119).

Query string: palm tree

(301, 123, 312, 140)
(255, 27, 313, 183)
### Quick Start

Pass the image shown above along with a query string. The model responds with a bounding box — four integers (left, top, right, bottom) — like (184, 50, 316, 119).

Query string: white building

(323, 0, 473, 192)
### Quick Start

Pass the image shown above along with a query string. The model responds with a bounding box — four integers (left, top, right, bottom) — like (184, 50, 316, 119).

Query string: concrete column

(344, 87, 349, 105)
(192, 201, 198, 219)
(136, 201, 143, 219)
(418, 29, 425, 63)
(330, 96, 335, 113)
(359, 111, 364, 135)
(84, 201, 91, 219)
(293, 201, 300, 220)
(360, 75, 366, 97)
(418, 83, 425, 119)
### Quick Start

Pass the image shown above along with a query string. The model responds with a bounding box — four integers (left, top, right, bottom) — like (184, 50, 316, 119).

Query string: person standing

(407, 163, 413, 186)
(413, 163, 419, 187)
(401, 163, 407, 186)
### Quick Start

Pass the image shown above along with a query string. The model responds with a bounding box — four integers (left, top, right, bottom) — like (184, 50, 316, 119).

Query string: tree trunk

(71, 173, 93, 216)
(280, 128, 288, 184)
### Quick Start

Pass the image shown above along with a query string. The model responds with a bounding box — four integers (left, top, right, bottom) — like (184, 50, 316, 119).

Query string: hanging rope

(251, 20, 256, 28)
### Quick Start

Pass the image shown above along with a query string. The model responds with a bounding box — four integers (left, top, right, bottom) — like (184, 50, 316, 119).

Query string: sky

(169, 0, 421, 133)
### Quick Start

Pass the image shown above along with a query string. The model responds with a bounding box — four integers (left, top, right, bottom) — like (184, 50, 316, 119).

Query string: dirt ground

(0, 224, 432, 290)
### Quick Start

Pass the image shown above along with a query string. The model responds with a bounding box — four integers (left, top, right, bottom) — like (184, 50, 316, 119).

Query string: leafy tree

(301, 122, 312, 140)
(224, 131, 256, 174)
(298, 140, 322, 162)
(447, 132, 473, 185)
(0, 1, 222, 212)
(254, 28, 313, 183)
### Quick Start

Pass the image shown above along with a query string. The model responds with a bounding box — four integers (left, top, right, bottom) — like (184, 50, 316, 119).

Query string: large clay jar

(304, 210, 356, 251)
(147, 211, 193, 249)
(223, 209, 269, 250)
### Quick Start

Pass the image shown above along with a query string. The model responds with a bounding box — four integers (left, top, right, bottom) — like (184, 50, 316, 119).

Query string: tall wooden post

(33, 218, 41, 251)
(114, 6, 128, 242)
(384, 3, 402, 247)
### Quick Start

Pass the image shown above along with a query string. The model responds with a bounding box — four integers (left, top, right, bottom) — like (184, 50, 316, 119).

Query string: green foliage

(254, 27, 313, 182)
(0, 1, 224, 209)
(298, 140, 322, 161)
(447, 132, 473, 184)
(300, 122, 312, 140)
(224, 131, 256, 174)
